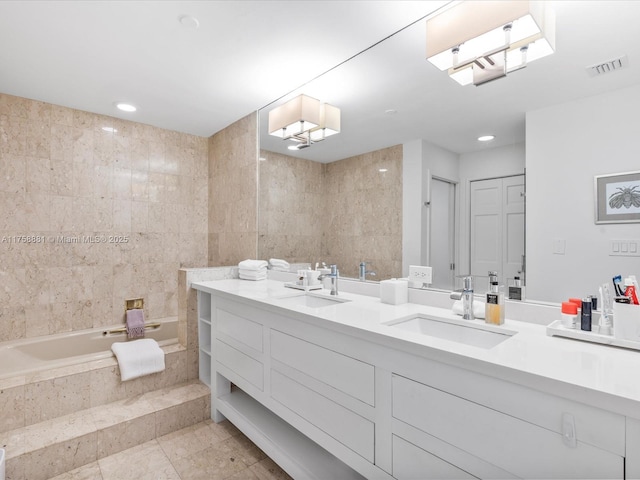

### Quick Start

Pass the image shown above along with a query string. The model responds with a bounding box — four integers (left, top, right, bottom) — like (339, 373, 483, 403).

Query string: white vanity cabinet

(194, 284, 632, 480)
(391, 373, 624, 479)
(207, 294, 382, 479)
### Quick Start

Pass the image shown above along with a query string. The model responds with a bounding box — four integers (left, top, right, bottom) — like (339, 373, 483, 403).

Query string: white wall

(526, 84, 640, 303)
(458, 143, 525, 283)
(403, 140, 524, 283)
(402, 140, 459, 276)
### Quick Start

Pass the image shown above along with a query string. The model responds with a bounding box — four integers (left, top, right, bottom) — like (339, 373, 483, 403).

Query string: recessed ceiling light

(478, 135, 495, 142)
(115, 102, 136, 113)
(101, 126, 118, 133)
(178, 15, 199, 29)
(379, 168, 388, 173)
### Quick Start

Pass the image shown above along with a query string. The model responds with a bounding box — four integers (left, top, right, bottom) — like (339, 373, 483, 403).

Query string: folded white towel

(269, 258, 290, 267)
(239, 267, 267, 276)
(238, 259, 268, 271)
(239, 270, 267, 281)
(111, 338, 165, 381)
(270, 266, 290, 272)
(452, 300, 486, 319)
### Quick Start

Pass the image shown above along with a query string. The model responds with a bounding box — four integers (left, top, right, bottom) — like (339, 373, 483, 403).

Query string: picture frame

(594, 171, 640, 224)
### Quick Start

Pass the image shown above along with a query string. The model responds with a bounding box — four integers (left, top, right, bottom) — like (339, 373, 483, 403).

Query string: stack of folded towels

(269, 258, 290, 272)
(238, 259, 268, 280)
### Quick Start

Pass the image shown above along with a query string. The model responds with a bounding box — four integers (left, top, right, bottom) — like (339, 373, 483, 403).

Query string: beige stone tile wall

(322, 145, 403, 279)
(208, 113, 258, 266)
(258, 149, 324, 263)
(0, 93, 208, 341)
(258, 145, 402, 279)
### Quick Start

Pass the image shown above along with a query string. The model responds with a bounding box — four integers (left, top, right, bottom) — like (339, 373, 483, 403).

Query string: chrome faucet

(358, 261, 376, 282)
(450, 276, 474, 320)
(319, 264, 339, 295)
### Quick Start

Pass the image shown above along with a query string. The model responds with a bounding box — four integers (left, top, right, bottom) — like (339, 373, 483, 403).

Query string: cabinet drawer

(392, 435, 475, 480)
(216, 339, 263, 390)
(217, 308, 263, 353)
(392, 375, 623, 479)
(271, 330, 374, 405)
(271, 370, 374, 462)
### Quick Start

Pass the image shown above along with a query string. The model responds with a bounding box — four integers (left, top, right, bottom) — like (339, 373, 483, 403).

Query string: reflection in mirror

(258, 1, 640, 303)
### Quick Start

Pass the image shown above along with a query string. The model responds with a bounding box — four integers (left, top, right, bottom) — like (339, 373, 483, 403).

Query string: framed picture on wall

(594, 171, 640, 224)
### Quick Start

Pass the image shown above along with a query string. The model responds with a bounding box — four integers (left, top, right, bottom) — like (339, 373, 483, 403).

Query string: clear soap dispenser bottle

(485, 281, 505, 325)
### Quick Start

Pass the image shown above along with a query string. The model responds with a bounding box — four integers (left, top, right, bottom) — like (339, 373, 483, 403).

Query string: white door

(428, 177, 456, 291)
(470, 175, 524, 291)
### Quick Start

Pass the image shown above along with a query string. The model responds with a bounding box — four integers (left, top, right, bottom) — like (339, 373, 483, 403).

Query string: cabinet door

(271, 330, 374, 405)
(392, 375, 623, 479)
(271, 370, 374, 462)
(393, 436, 476, 480)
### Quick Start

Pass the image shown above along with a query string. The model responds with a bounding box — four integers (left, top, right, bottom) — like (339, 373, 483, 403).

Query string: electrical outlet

(409, 265, 432, 284)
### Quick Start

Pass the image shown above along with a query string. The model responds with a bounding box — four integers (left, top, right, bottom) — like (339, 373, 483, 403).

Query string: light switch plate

(610, 239, 640, 256)
(409, 265, 432, 284)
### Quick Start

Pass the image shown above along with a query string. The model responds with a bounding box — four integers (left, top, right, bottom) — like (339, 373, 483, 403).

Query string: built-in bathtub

(0, 317, 178, 380)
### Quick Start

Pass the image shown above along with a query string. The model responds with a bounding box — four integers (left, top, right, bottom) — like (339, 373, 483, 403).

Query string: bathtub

(0, 317, 178, 380)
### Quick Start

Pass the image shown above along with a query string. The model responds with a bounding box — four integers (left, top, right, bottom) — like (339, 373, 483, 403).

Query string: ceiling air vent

(586, 55, 628, 77)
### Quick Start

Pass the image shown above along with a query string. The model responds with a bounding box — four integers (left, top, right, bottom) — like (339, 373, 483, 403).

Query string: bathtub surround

(259, 145, 402, 280)
(0, 93, 208, 342)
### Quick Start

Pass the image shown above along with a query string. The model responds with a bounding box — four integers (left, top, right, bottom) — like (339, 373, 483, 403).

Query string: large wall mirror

(257, 1, 640, 303)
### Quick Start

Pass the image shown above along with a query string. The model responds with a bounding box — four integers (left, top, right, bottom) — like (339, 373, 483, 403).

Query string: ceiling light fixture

(426, 0, 555, 86)
(478, 135, 495, 142)
(101, 126, 118, 133)
(115, 102, 137, 112)
(268, 94, 340, 150)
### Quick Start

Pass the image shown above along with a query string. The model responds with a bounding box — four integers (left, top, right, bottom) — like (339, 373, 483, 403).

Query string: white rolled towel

(238, 259, 268, 271)
(452, 300, 486, 319)
(111, 338, 165, 381)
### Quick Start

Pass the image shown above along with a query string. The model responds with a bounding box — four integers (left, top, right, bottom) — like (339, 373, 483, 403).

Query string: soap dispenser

(485, 281, 505, 325)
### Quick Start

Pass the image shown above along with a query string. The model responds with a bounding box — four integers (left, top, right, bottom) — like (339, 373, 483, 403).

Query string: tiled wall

(258, 149, 324, 263)
(0, 93, 208, 341)
(258, 145, 403, 279)
(208, 113, 258, 266)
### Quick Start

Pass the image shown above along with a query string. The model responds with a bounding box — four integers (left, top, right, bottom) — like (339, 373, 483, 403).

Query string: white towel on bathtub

(111, 338, 165, 381)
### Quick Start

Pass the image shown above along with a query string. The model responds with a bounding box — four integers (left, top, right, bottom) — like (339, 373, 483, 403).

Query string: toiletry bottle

(485, 281, 505, 325)
(508, 276, 526, 301)
(580, 297, 592, 331)
(623, 277, 639, 305)
(561, 301, 578, 329)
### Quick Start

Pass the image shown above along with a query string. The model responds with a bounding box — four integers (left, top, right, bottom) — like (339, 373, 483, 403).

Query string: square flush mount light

(426, 0, 555, 86)
(268, 94, 321, 139)
(268, 94, 341, 150)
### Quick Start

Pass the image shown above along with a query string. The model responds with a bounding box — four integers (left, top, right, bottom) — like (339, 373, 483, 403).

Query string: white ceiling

(0, 1, 443, 137)
(2, 1, 640, 161)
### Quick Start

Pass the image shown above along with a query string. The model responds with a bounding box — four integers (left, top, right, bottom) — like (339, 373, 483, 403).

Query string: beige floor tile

(98, 440, 179, 480)
(170, 437, 250, 480)
(48, 461, 103, 480)
(249, 458, 293, 480)
(227, 433, 268, 467)
(157, 421, 226, 463)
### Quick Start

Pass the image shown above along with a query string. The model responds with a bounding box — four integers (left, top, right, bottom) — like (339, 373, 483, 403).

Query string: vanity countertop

(192, 278, 640, 417)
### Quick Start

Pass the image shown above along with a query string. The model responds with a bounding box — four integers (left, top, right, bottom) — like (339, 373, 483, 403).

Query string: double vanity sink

(193, 277, 639, 480)
(270, 290, 516, 350)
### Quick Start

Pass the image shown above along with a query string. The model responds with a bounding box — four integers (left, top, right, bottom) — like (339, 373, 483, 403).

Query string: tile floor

(48, 419, 292, 480)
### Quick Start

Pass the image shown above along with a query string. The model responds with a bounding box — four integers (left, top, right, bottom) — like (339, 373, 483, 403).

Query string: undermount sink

(275, 293, 351, 309)
(385, 314, 515, 349)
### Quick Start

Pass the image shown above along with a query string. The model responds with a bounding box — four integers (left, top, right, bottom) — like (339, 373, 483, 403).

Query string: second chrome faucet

(319, 264, 339, 295)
